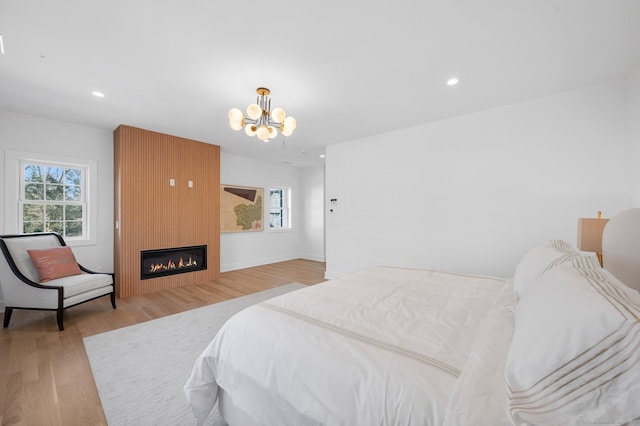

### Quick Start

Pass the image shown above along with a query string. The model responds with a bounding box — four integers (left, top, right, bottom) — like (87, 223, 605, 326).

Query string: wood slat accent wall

(113, 125, 220, 298)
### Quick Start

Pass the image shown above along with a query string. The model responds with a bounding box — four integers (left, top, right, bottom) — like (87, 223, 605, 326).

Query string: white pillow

(505, 264, 640, 425)
(513, 240, 582, 300)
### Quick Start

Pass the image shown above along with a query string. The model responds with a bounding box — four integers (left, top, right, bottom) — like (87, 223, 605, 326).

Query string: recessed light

(91, 91, 105, 98)
(447, 77, 459, 86)
(319, 154, 325, 158)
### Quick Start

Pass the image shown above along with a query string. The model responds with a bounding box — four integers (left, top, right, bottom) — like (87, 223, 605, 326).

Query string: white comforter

(185, 266, 514, 425)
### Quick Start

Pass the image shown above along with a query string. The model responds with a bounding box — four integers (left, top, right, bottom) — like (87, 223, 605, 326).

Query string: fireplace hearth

(140, 245, 207, 280)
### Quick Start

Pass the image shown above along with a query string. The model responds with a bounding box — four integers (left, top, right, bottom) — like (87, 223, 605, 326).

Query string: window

(269, 187, 291, 229)
(5, 150, 97, 246)
(19, 161, 88, 239)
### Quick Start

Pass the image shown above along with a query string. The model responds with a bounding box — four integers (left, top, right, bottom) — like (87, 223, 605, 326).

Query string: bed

(185, 208, 640, 425)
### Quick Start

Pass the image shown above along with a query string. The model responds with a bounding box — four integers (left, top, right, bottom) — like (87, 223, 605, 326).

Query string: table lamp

(577, 211, 609, 267)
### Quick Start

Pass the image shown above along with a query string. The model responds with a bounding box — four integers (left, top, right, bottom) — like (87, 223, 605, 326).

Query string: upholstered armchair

(0, 232, 116, 331)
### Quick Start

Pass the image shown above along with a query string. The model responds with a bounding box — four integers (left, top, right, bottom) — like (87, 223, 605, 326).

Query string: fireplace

(140, 245, 207, 280)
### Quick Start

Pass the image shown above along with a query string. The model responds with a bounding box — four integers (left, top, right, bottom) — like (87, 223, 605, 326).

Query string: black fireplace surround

(140, 245, 207, 280)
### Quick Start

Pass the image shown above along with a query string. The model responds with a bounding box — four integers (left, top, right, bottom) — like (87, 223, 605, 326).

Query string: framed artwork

(220, 184, 264, 233)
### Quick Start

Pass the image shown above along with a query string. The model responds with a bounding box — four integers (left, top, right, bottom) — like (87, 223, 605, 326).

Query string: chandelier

(228, 87, 297, 142)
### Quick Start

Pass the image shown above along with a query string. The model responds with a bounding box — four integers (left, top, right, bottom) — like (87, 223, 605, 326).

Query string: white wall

(0, 110, 114, 267)
(628, 64, 640, 205)
(325, 79, 636, 279)
(0, 110, 114, 309)
(220, 153, 325, 271)
(299, 165, 326, 261)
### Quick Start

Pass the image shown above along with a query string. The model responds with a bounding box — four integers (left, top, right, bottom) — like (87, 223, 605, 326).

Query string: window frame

(19, 160, 88, 240)
(5, 150, 98, 246)
(268, 186, 292, 231)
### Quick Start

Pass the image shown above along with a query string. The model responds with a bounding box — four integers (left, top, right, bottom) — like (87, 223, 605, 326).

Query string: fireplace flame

(149, 256, 198, 273)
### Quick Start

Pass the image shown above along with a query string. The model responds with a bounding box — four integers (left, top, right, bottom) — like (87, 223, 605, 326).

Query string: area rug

(83, 283, 306, 426)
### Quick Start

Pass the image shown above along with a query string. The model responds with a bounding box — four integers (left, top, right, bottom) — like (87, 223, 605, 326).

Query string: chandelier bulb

(246, 103, 262, 120)
(229, 118, 244, 131)
(228, 108, 243, 122)
(257, 125, 270, 141)
(245, 124, 257, 137)
(271, 107, 286, 123)
(284, 116, 297, 130)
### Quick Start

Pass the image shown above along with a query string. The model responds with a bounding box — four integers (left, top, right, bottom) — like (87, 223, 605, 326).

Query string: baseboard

(221, 253, 326, 273)
(323, 270, 344, 280)
(221, 254, 299, 273)
(299, 253, 326, 263)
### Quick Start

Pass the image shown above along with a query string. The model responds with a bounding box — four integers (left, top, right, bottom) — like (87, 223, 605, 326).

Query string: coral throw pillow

(27, 246, 82, 282)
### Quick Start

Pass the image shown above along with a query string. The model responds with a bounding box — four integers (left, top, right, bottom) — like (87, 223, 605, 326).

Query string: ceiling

(1, 1, 639, 168)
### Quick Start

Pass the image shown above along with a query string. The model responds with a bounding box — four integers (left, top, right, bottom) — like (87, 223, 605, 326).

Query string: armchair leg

(56, 308, 64, 331)
(110, 291, 117, 309)
(3, 308, 12, 328)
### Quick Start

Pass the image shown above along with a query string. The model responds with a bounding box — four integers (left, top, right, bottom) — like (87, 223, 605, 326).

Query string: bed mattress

(185, 266, 514, 425)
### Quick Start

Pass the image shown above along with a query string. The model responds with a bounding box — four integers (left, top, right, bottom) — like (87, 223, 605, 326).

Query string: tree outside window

(21, 162, 86, 238)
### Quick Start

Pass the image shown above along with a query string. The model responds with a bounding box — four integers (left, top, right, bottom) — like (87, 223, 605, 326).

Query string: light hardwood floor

(0, 259, 326, 426)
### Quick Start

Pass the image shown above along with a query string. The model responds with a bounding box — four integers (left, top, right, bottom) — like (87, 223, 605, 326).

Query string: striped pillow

(513, 240, 584, 301)
(505, 264, 640, 424)
(27, 246, 82, 282)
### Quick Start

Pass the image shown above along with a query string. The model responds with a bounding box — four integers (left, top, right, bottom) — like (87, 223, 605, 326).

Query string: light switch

(188, 180, 193, 188)
(169, 179, 175, 186)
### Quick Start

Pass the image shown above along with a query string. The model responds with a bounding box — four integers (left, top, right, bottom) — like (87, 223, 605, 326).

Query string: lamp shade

(271, 107, 286, 123)
(228, 108, 243, 122)
(284, 116, 297, 130)
(256, 125, 270, 141)
(229, 119, 243, 131)
(577, 218, 609, 252)
(246, 103, 262, 120)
